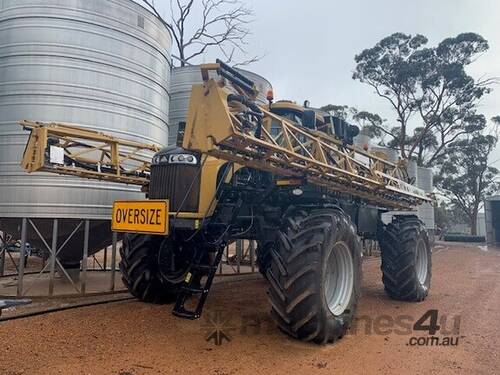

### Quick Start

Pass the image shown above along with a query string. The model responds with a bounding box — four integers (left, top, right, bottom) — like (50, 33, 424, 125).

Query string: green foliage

(319, 104, 352, 120)
(385, 114, 487, 166)
(353, 32, 492, 167)
(352, 111, 386, 138)
(435, 134, 499, 234)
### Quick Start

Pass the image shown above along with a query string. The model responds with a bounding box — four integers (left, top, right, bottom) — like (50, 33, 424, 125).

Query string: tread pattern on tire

(119, 234, 177, 304)
(267, 207, 362, 344)
(256, 241, 274, 280)
(378, 215, 431, 302)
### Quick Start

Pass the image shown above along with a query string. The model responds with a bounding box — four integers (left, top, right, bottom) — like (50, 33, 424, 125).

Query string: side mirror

(302, 110, 316, 130)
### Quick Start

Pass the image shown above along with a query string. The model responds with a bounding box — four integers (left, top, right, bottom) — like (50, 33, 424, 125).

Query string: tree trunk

(470, 210, 478, 235)
(179, 49, 186, 67)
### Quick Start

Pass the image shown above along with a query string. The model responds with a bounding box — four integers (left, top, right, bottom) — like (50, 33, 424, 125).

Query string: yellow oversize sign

(112, 200, 169, 235)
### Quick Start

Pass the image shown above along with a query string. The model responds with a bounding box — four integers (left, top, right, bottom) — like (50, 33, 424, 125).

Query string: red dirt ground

(1, 243, 499, 374)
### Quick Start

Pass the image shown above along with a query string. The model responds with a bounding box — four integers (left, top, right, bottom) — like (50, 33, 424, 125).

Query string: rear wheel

(267, 207, 362, 344)
(119, 234, 182, 303)
(378, 215, 431, 301)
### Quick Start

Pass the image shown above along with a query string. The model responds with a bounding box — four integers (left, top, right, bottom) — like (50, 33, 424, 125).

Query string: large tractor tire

(256, 241, 275, 280)
(119, 233, 180, 304)
(267, 207, 362, 344)
(378, 215, 431, 302)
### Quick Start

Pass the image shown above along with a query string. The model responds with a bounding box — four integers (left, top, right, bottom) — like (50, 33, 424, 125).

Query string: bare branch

(144, 0, 259, 67)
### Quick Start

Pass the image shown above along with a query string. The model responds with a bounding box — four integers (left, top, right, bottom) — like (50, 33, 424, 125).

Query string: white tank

(417, 167, 433, 192)
(353, 133, 371, 149)
(417, 167, 434, 230)
(407, 160, 418, 186)
(370, 146, 399, 164)
(381, 162, 433, 229)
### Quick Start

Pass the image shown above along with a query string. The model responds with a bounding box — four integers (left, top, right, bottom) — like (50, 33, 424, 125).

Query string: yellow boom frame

(20, 120, 159, 186)
(19, 63, 431, 212)
(183, 64, 430, 210)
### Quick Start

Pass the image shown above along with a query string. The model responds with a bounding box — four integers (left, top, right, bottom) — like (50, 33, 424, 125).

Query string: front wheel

(378, 215, 431, 302)
(267, 207, 362, 344)
(119, 234, 181, 303)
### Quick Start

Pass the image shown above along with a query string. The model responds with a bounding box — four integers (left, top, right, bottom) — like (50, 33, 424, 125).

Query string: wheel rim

(415, 239, 428, 285)
(324, 241, 354, 316)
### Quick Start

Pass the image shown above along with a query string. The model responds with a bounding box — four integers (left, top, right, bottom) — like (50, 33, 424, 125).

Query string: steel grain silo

(0, 0, 171, 264)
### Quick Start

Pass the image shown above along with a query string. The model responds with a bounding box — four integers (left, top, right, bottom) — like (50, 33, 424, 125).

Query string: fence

(1, 218, 380, 298)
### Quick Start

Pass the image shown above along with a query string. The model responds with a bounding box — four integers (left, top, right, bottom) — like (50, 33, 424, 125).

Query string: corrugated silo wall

(0, 0, 172, 263)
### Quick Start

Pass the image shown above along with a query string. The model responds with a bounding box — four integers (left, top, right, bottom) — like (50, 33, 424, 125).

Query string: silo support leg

(236, 240, 242, 274)
(110, 232, 117, 292)
(48, 219, 58, 296)
(23, 219, 84, 295)
(250, 240, 255, 273)
(0, 232, 6, 277)
(81, 220, 89, 295)
(17, 218, 27, 297)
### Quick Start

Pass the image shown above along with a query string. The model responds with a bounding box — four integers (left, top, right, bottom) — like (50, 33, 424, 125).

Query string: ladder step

(172, 306, 200, 320)
(181, 285, 206, 294)
(172, 245, 226, 320)
(190, 264, 217, 272)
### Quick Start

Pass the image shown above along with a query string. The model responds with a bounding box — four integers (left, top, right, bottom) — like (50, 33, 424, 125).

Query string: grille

(148, 164, 201, 212)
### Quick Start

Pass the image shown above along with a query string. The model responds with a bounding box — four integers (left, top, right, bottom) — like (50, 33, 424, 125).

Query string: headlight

(169, 154, 197, 165)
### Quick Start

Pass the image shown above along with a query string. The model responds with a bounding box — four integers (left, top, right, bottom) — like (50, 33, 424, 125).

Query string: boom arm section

(20, 120, 159, 186)
(183, 65, 430, 210)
